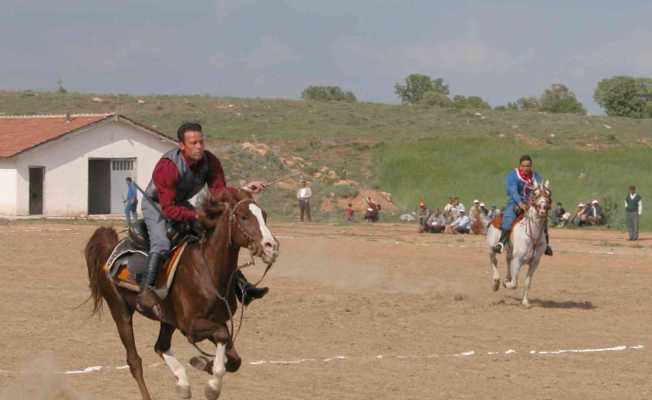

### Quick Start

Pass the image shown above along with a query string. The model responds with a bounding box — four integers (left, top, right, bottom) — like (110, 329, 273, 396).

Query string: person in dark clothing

(625, 185, 643, 240)
(138, 122, 269, 310)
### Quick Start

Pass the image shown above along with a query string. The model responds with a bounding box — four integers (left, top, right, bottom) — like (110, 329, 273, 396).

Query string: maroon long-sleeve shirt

(152, 151, 228, 221)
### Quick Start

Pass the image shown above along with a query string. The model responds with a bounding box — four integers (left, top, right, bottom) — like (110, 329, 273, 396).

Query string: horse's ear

(544, 179, 550, 189)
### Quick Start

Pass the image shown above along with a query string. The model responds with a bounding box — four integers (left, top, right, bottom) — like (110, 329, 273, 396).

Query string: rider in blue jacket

(493, 155, 553, 256)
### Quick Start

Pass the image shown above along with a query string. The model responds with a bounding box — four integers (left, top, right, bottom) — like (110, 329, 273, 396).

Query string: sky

(2, 0, 652, 113)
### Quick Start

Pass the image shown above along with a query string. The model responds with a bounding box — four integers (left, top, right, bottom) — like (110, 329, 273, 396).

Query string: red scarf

(515, 168, 535, 196)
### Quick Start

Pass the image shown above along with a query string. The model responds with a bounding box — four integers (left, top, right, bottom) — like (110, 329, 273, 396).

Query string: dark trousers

(626, 211, 640, 240)
(299, 199, 311, 222)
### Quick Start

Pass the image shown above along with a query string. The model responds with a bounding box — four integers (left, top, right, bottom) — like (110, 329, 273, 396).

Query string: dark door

(29, 167, 44, 215)
(88, 159, 111, 214)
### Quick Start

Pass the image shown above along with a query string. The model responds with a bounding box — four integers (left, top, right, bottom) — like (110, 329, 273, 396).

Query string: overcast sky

(2, 1, 651, 113)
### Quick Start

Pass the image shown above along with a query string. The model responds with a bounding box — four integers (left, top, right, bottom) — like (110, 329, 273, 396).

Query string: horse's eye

(240, 215, 248, 222)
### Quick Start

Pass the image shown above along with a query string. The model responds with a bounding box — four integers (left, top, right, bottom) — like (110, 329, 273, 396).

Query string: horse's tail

(84, 226, 118, 316)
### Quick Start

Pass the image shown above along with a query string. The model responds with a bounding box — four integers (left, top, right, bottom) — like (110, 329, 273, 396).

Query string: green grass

(2, 90, 652, 228)
(376, 136, 652, 230)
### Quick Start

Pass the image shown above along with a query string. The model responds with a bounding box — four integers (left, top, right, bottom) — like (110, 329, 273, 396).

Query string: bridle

(194, 197, 275, 354)
(523, 187, 551, 262)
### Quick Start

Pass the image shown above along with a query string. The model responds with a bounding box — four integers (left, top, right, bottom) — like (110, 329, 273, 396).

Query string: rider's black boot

(493, 229, 511, 253)
(235, 271, 269, 306)
(137, 252, 165, 309)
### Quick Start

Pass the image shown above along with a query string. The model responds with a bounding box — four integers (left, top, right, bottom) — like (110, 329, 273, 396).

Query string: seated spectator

(488, 205, 498, 220)
(448, 210, 471, 234)
(551, 202, 566, 226)
(425, 208, 446, 233)
(587, 200, 605, 225)
(443, 197, 454, 214)
(572, 203, 590, 226)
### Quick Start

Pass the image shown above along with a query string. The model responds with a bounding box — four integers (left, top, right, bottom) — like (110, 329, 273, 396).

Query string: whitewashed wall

(0, 159, 17, 215)
(10, 119, 174, 216)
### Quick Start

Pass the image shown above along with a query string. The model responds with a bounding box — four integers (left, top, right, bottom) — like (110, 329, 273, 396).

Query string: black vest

(145, 149, 210, 203)
(625, 194, 641, 213)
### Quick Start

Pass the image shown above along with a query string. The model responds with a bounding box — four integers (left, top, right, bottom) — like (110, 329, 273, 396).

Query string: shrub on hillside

(452, 95, 491, 110)
(301, 86, 357, 102)
(395, 74, 449, 104)
(419, 90, 452, 107)
(539, 84, 586, 114)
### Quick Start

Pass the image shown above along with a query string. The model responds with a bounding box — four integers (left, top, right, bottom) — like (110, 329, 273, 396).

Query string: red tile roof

(0, 113, 114, 158)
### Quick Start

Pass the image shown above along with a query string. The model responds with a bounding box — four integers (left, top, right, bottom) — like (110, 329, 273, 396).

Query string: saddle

(103, 219, 199, 299)
(489, 212, 525, 230)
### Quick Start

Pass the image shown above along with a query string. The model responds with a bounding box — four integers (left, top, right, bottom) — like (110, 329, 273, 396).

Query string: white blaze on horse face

(248, 203, 278, 256)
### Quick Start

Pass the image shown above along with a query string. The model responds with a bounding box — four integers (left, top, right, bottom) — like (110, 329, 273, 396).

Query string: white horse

(485, 181, 552, 307)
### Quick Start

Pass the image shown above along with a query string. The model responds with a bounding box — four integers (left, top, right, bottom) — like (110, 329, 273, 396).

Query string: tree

(419, 90, 452, 107)
(301, 86, 357, 102)
(539, 84, 585, 114)
(593, 76, 647, 118)
(395, 74, 449, 104)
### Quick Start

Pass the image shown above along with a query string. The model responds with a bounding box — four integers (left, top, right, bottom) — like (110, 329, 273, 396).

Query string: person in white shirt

(449, 210, 471, 234)
(296, 180, 312, 222)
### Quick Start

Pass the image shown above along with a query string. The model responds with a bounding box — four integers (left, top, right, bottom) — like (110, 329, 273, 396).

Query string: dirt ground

(1, 221, 651, 400)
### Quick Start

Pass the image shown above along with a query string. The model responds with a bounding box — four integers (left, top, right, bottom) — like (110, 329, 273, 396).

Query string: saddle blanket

(103, 238, 189, 300)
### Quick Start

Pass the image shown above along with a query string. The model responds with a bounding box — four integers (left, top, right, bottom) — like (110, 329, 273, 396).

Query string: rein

(523, 192, 549, 263)
(198, 197, 275, 350)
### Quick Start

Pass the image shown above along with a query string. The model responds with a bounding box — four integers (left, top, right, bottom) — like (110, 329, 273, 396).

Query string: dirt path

(1, 222, 650, 399)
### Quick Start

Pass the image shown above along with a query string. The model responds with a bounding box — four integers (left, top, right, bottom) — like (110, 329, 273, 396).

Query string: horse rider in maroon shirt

(138, 122, 268, 310)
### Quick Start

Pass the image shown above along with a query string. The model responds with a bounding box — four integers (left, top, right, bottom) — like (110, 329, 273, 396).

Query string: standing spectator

(346, 203, 354, 222)
(417, 200, 429, 230)
(124, 177, 138, 225)
(443, 197, 454, 213)
(479, 202, 489, 217)
(625, 185, 643, 240)
(551, 202, 566, 226)
(364, 196, 381, 222)
(296, 180, 312, 222)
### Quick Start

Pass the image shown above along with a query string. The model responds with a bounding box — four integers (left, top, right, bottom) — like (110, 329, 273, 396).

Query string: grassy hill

(2, 90, 652, 229)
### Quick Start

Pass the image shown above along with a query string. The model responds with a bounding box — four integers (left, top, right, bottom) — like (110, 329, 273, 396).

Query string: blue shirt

(127, 181, 137, 201)
(505, 169, 542, 205)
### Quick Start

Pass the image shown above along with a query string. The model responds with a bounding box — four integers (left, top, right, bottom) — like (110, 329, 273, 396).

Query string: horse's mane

(197, 188, 252, 229)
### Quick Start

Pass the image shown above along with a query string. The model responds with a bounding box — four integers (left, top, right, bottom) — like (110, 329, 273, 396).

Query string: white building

(0, 113, 175, 216)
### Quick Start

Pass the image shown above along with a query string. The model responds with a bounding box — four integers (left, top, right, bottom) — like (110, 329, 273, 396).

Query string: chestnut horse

(84, 189, 279, 400)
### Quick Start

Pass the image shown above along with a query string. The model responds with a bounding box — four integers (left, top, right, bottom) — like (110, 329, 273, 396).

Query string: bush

(395, 74, 449, 104)
(540, 84, 585, 114)
(452, 95, 491, 110)
(301, 86, 357, 102)
(419, 91, 452, 108)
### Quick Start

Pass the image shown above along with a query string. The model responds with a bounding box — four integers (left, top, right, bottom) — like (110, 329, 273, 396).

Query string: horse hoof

(190, 356, 212, 374)
(176, 384, 192, 399)
(204, 384, 221, 400)
(225, 347, 241, 372)
(522, 302, 531, 309)
(492, 279, 500, 292)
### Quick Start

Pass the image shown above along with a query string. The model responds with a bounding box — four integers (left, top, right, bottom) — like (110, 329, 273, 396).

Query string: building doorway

(29, 166, 44, 215)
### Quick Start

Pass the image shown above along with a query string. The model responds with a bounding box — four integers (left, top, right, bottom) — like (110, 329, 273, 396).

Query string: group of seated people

(418, 197, 499, 234)
(551, 200, 605, 227)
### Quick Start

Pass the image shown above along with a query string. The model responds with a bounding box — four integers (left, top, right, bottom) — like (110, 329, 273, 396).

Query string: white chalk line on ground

(0, 345, 643, 376)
